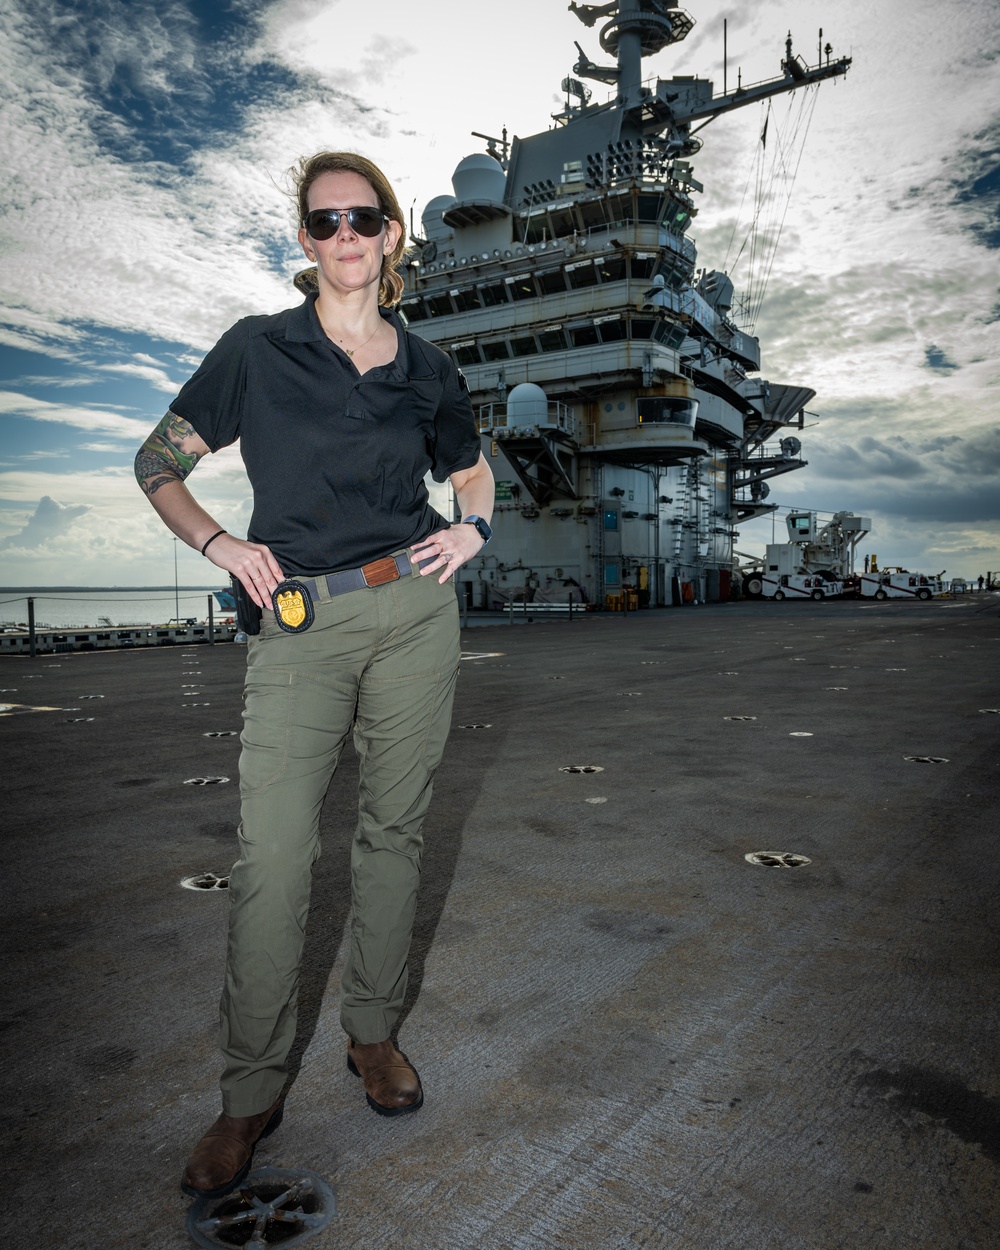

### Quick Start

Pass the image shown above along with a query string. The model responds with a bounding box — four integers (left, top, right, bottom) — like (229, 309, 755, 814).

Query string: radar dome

(422, 195, 457, 243)
(451, 153, 506, 204)
(506, 383, 549, 427)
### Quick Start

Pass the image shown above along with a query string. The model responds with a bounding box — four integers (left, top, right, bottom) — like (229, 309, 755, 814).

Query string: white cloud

(0, 494, 90, 549)
(0, 390, 152, 439)
(0, 0, 998, 582)
(94, 361, 185, 393)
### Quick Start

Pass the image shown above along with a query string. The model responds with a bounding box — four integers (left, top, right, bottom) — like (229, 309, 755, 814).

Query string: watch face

(467, 516, 491, 543)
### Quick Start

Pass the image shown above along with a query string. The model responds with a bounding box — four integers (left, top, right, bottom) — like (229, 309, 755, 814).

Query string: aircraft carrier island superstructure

(308, 1, 851, 610)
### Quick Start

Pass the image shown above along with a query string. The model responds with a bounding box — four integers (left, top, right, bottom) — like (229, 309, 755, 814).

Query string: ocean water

(0, 588, 228, 630)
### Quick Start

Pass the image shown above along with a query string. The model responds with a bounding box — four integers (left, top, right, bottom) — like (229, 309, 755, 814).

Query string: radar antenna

(471, 128, 510, 167)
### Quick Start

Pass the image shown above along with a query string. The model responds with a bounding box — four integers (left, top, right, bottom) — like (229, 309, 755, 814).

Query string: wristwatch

(463, 514, 492, 545)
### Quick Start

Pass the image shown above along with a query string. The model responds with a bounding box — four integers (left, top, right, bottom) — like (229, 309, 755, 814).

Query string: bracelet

(200, 529, 227, 556)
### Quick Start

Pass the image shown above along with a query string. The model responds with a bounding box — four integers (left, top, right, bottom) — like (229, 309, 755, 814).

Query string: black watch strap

(463, 514, 492, 544)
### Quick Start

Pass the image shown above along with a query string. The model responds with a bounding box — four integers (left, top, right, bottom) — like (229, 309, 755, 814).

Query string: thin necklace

(335, 320, 381, 359)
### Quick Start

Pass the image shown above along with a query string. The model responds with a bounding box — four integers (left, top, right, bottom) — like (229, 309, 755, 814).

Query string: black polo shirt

(171, 294, 482, 577)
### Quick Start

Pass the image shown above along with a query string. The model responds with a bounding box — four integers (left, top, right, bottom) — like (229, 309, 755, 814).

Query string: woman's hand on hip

(412, 524, 484, 585)
(206, 535, 285, 608)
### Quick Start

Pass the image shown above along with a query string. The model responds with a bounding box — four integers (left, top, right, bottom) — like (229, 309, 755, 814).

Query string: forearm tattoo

(135, 411, 204, 497)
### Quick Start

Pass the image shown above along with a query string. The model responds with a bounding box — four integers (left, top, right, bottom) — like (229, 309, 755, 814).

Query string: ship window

(606, 193, 634, 225)
(481, 282, 509, 307)
(630, 254, 657, 280)
(578, 199, 607, 229)
(426, 293, 454, 318)
(571, 324, 599, 347)
(654, 321, 687, 350)
(507, 276, 536, 301)
(603, 511, 619, 532)
(453, 288, 482, 312)
(605, 563, 620, 586)
(637, 194, 662, 223)
(630, 318, 656, 340)
(75, 634, 90, 641)
(538, 328, 567, 353)
(662, 200, 691, 234)
(597, 256, 626, 283)
(401, 299, 428, 322)
(482, 340, 510, 361)
(548, 207, 577, 238)
(663, 261, 688, 292)
(538, 269, 567, 294)
(568, 263, 598, 290)
(454, 344, 482, 366)
(636, 397, 697, 428)
(510, 336, 537, 358)
(597, 319, 626, 342)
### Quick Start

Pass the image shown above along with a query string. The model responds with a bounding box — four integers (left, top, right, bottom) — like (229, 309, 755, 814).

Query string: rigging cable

(724, 87, 820, 332)
(748, 86, 820, 328)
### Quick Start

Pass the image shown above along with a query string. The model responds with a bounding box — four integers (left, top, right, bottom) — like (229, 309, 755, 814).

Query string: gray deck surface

(3, 596, 998, 1250)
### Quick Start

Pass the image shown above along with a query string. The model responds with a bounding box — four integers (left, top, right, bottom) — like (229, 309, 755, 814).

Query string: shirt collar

(286, 293, 425, 380)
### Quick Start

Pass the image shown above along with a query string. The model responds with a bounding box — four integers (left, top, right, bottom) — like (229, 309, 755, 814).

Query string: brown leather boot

(347, 1038, 423, 1116)
(180, 1096, 284, 1198)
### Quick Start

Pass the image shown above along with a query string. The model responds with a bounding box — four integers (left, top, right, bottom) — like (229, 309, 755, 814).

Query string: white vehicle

(761, 572, 844, 601)
(859, 570, 945, 600)
(742, 511, 869, 601)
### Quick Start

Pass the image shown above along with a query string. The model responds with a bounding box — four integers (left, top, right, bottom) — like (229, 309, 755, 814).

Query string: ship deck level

(2, 595, 998, 1249)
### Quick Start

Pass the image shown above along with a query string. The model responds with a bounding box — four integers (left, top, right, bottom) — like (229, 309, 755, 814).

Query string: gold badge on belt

(271, 580, 315, 633)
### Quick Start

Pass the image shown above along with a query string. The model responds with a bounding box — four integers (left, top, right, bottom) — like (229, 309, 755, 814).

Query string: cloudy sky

(1, 0, 998, 587)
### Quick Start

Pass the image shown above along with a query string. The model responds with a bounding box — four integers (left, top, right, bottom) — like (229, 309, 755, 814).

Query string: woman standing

(135, 152, 494, 1198)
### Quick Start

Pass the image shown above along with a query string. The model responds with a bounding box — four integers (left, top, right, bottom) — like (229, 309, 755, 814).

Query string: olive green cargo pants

(218, 562, 460, 1116)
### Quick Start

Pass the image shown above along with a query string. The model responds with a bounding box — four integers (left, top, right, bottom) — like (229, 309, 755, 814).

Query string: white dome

(421, 195, 456, 242)
(451, 153, 506, 204)
(506, 382, 549, 427)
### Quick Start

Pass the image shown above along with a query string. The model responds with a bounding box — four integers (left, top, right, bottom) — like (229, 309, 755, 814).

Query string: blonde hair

(291, 151, 408, 307)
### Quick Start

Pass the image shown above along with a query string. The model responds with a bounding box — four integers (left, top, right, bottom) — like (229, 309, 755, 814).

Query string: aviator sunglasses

(302, 206, 388, 240)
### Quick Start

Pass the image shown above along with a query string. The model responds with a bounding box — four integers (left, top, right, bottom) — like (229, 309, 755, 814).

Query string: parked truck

(858, 566, 946, 600)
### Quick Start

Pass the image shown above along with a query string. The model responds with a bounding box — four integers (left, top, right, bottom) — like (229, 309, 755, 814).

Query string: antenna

(724, 18, 728, 96)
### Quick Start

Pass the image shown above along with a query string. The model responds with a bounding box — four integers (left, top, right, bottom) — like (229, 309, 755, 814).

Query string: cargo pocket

(240, 668, 293, 792)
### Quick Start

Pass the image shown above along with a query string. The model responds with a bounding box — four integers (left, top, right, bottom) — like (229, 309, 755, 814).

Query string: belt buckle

(362, 556, 400, 588)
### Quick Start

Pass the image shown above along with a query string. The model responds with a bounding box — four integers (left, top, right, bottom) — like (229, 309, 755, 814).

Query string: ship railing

(478, 400, 576, 438)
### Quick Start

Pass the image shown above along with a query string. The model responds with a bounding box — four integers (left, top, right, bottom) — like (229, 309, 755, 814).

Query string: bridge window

(597, 255, 626, 283)
(510, 336, 537, 358)
(480, 282, 509, 307)
(567, 262, 598, 290)
(596, 318, 625, 342)
(454, 344, 481, 366)
(401, 298, 427, 322)
(426, 293, 453, 318)
(637, 194, 663, 223)
(538, 269, 568, 294)
(538, 327, 567, 353)
(453, 288, 482, 312)
(630, 253, 657, 280)
(630, 318, 656, 339)
(506, 275, 537, 301)
(571, 324, 599, 347)
(482, 340, 510, 361)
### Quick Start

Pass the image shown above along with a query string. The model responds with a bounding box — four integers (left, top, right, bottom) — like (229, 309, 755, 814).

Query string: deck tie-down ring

(186, 1166, 336, 1248)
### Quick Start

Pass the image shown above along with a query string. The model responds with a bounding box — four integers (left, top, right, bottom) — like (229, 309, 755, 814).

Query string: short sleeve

(430, 360, 482, 482)
(170, 319, 251, 452)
